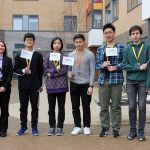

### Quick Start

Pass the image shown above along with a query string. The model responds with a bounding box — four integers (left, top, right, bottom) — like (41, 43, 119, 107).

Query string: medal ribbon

(76, 50, 84, 69)
(132, 44, 144, 62)
(53, 61, 59, 67)
(26, 59, 30, 67)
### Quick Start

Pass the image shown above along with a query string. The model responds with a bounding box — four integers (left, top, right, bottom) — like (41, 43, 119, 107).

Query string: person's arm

(115, 46, 124, 71)
(13, 55, 25, 76)
(50, 64, 67, 78)
(89, 53, 95, 86)
(38, 54, 44, 88)
(43, 54, 58, 75)
(122, 48, 141, 72)
(2, 58, 13, 89)
(95, 47, 104, 71)
(95, 46, 111, 71)
(87, 52, 95, 95)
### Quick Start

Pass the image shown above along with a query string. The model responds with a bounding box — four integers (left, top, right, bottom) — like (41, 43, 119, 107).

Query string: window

(127, 0, 142, 11)
(13, 16, 23, 30)
(93, 11, 102, 29)
(28, 16, 38, 30)
(15, 44, 25, 49)
(105, 10, 111, 23)
(64, 16, 77, 32)
(13, 15, 38, 31)
(112, 0, 119, 21)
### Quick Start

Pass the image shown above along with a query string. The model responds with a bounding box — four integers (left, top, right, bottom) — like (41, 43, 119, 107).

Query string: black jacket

(14, 51, 44, 90)
(1, 56, 13, 89)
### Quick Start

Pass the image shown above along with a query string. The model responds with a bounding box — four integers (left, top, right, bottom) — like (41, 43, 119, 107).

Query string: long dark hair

(0, 40, 7, 56)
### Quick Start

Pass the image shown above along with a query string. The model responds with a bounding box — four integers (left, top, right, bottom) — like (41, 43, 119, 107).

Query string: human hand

(87, 87, 93, 95)
(107, 66, 117, 72)
(102, 61, 111, 68)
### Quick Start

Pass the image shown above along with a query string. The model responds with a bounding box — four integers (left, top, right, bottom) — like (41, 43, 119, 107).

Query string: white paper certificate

(62, 56, 74, 66)
(106, 48, 118, 57)
(49, 53, 61, 61)
(20, 49, 33, 60)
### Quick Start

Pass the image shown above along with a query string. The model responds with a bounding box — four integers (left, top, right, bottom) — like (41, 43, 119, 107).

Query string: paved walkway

(0, 80, 150, 150)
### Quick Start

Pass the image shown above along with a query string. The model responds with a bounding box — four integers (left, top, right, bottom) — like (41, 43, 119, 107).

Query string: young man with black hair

(123, 25, 150, 141)
(96, 23, 124, 138)
(68, 34, 95, 135)
(14, 33, 43, 136)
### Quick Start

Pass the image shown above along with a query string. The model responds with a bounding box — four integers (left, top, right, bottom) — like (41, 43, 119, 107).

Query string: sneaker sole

(16, 130, 28, 136)
(32, 133, 39, 136)
(138, 137, 145, 142)
(84, 133, 91, 135)
(48, 133, 54, 136)
(57, 133, 63, 136)
(71, 131, 81, 135)
(99, 131, 109, 137)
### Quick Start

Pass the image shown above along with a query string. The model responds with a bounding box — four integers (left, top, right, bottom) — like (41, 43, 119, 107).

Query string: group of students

(0, 23, 150, 142)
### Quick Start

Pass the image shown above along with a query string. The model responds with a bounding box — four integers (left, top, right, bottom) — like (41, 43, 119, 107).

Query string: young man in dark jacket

(14, 33, 43, 136)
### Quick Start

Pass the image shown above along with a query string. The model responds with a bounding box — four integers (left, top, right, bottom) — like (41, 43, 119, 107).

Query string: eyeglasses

(25, 38, 34, 42)
(104, 31, 114, 35)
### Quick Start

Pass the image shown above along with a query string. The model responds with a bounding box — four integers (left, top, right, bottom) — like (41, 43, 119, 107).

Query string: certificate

(106, 48, 118, 57)
(49, 53, 61, 61)
(20, 49, 33, 60)
(62, 56, 74, 66)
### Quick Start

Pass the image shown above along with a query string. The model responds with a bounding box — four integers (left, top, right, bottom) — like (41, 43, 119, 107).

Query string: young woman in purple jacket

(43, 37, 68, 136)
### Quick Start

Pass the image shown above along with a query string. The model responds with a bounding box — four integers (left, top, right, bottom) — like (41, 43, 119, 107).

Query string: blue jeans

(127, 80, 147, 130)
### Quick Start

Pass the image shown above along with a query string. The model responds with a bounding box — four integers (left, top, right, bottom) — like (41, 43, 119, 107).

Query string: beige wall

(0, 0, 86, 31)
(113, 0, 147, 36)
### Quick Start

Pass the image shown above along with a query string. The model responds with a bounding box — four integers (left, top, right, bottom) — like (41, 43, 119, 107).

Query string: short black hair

(129, 25, 143, 36)
(51, 37, 63, 51)
(73, 34, 85, 42)
(0, 40, 7, 56)
(103, 23, 116, 32)
(23, 33, 36, 42)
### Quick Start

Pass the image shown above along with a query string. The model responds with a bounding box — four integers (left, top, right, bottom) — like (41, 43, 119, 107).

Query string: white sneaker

(84, 127, 91, 135)
(71, 127, 81, 135)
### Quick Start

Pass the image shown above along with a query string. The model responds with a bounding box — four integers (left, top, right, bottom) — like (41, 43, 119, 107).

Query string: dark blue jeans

(127, 80, 147, 131)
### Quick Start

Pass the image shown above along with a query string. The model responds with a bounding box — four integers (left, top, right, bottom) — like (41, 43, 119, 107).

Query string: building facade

(107, 0, 149, 45)
(0, 0, 87, 59)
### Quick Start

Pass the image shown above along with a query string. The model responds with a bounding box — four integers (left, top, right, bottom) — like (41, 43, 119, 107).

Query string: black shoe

(138, 130, 145, 142)
(113, 129, 120, 138)
(99, 128, 109, 137)
(127, 129, 137, 140)
(0, 132, 7, 137)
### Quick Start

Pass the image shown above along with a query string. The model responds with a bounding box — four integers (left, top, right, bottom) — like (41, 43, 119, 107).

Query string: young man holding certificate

(68, 34, 95, 135)
(96, 23, 124, 138)
(14, 33, 43, 136)
(123, 25, 150, 141)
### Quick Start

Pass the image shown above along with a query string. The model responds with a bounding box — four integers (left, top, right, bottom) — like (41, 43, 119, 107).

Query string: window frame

(127, 0, 142, 12)
(64, 16, 77, 32)
(12, 15, 39, 31)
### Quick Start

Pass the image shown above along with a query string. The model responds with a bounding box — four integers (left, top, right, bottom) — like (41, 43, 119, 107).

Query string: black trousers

(0, 88, 11, 133)
(70, 82, 91, 127)
(48, 93, 66, 128)
(19, 89, 39, 128)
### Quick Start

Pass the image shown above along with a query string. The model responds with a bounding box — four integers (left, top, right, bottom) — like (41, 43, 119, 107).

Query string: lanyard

(26, 59, 30, 67)
(53, 61, 59, 67)
(132, 44, 144, 62)
(76, 50, 84, 69)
